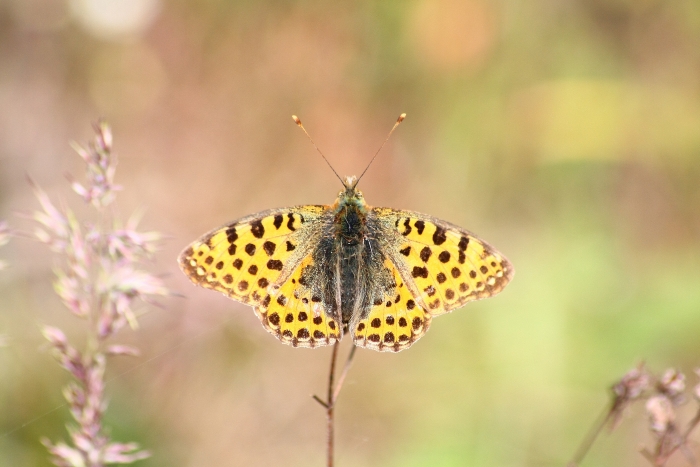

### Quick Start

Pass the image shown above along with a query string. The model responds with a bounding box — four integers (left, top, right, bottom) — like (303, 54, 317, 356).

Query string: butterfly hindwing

(375, 208, 514, 318)
(352, 257, 432, 352)
(179, 205, 340, 348)
(263, 255, 342, 348)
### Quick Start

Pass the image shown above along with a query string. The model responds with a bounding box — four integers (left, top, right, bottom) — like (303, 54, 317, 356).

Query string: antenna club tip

(292, 115, 302, 126)
(398, 113, 406, 122)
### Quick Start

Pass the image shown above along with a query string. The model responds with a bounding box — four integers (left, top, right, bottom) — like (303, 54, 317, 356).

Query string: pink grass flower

(36, 121, 168, 467)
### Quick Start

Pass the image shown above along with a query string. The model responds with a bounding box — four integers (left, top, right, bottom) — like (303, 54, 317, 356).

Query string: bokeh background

(2, 0, 700, 465)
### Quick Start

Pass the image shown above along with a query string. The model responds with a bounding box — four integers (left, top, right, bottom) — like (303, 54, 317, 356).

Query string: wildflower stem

(683, 407, 700, 440)
(326, 341, 339, 467)
(312, 342, 358, 467)
(36, 121, 165, 466)
(567, 404, 615, 467)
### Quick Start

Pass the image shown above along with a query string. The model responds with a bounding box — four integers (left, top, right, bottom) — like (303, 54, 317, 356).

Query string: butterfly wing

(178, 206, 341, 348)
(352, 208, 513, 352)
(382, 208, 514, 315)
(351, 256, 433, 352)
(262, 254, 342, 347)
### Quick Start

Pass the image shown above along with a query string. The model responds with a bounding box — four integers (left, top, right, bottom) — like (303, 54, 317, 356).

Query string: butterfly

(178, 115, 513, 352)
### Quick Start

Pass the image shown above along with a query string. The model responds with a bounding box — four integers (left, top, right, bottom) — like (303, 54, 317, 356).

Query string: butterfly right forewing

(375, 208, 514, 318)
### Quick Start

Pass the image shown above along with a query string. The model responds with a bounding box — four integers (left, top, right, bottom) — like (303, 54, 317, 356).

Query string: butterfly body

(179, 175, 513, 352)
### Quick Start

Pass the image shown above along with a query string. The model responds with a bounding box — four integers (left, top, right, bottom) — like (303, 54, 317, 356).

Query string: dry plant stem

(312, 342, 358, 467)
(684, 408, 700, 441)
(640, 407, 700, 466)
(567, 404, 616, 467)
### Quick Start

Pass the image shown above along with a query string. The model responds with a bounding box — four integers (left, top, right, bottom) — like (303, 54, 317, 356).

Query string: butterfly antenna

(292, 115, 345, 186)
(356, 113, 406, 185)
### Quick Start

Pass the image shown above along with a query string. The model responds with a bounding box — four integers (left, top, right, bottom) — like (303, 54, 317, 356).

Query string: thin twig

(333, 345, 357, 402)
(326, 342, 339, 467)
(683, 408, 700, 440)
(567, 402, 616, 467)
(312, 342, 358, 467)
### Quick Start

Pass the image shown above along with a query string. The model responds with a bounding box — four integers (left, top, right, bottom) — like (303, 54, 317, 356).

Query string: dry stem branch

(569, 365, 700, 467)
(313, 342, 357, 467)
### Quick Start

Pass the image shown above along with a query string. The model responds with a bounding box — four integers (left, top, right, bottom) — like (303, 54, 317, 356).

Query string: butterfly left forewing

(373, 208, 514, 318)
(179, 205, 340, 347)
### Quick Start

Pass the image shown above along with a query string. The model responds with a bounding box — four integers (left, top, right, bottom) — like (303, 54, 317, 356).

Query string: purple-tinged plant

(33, 121, 168, 467)
(569, 364, 700, 467)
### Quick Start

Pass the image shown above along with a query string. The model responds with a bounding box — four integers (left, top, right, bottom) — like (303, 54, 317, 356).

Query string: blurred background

(2, 0, 700, 465)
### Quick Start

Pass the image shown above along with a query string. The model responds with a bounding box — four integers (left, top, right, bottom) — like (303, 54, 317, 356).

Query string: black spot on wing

(402, 218, 412, 236)
(458, 236, 469, 251)
(433, 226, 447, 245)
(412, 266, 429, 278)
(226, 226, 238, 242)
(263, 241, 276, 256)
(273, 215, 283, 229)
(267, 259, 283, 271)
(250, 220, 265, 238)
(412, 316, 422, 330)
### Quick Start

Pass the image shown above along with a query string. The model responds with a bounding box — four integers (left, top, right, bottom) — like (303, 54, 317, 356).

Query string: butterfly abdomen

(330, 203, 364, 323)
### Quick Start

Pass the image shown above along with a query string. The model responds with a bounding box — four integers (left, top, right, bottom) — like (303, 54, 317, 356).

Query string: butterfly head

(335, 175, 365, 208)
